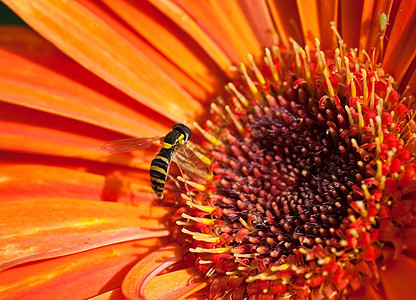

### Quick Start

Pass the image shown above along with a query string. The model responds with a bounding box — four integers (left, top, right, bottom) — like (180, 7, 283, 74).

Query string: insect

(101, 124, 209, 199)
(377, 12, 389, 60)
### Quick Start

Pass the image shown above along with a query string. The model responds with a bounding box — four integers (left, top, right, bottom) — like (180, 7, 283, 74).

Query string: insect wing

(101, 137, 162, 153)
(174, 145, 210, 180)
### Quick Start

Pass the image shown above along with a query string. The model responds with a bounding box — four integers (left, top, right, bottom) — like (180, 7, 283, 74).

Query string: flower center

(214, 96, 359, 258)
(169, 38, 415, 299)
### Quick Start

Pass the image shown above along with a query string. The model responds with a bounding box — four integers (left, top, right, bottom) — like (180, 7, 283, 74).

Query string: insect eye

(172, 124, 191, 140)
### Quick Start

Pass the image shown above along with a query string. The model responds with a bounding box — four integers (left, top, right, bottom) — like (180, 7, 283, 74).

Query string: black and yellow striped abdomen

(149, 148, 173, 198)
(149, 124, 191, 198)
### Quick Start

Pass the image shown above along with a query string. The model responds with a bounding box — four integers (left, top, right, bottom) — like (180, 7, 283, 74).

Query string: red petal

(406, 66, 416, 96)
(0, 199, 170, 271)
(383, 0, 416, 84)
(402, 227, 416, 258)
(350, 285, 384, 300)
(380, 254, 416, 300)
(0, 238, 166, 299)
(340, 0, 364, 48)
(3, 0, 203, 121)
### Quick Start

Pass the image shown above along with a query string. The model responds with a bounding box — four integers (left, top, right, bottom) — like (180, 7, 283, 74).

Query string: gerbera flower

(1, 0, 416, 299)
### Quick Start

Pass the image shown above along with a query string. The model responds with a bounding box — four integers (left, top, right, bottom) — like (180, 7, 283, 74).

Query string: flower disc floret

(173, 39, 416, 299)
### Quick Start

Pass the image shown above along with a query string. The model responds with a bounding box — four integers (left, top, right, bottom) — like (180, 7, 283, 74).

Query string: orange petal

(144, 268, 206, 300)
(0, 28, 168, 137)
(0, 104, 155, 169)
(380, 254, 416, 300)
(99, 0, 225, 97)
(141, 0, 234, 70)
(359, 0, 393, 61)
(238, 0, 279, 46)
(295, 0, 339, 49)
(3, 0, 203, 121)
(267, 0, 303, 46)
(0, 199, 170, 271)
(340, 0, 364, 48)
(296, 0, 321, 47)
(122, 244, 183, 299)
(0, 238, 167, 299)
(383, 0, 416, 84)
(89, 288, 123, 300)
(0, 150, 156, 193)
(0, 163, 153, 203)
(315, 0, 338, 50)
(196, 1, 263, 62)
(150, 0, 261, 65)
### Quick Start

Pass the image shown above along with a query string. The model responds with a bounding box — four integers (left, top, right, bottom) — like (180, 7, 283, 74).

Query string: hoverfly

(101, 124, 209, 199)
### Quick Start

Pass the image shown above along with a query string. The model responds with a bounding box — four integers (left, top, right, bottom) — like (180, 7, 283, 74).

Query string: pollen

(171, 36, 416, 299)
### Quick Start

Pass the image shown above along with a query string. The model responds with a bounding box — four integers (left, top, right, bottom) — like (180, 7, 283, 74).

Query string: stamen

(376, 115, 383, 143)
(240, 63, 258, 97)
(305, 45, 311, 63)
(181, 213, 214, 225)
(189, 247, 230, 253)
(264, 48, 280, 83)
(356, 102, 364, 130)
(172, 34, 414, 299)
(271, 45, 285, 71)
(210, 102, 228, 124)
(227, 82, 250, 108)
(181, 228, 219, 242)
(270, 264, 290, 271)
(300, 48, 311, 82)
(319, 51, 329, 72)
(247, 53, 266, 88)
(349, 73, 357, 98)
(345, 105, 354, 124)
(185, 200, 216, 213)
(322, 68, 335, 98)
(186, 141, 213, 166)
(335, 48, 342, 73)
(193, 122, 224, 148)
(344, 57, 351, 86)
(177, 176, 206, 191)
(369, 76, 376, 110)
(361, 184, 371, 200)
(239, 217, 254, 231)
(233, 253, 255, 258)
(315, 38, 323, 71)
(291, 39, 302, 76)
(376, 160, 383, 180)
(330, 21, 342, 42)
(225, 105, 245, 134)
(362, 49, 374, 70)
(384, 78, 393, 106)
(246, 273, 278, 282)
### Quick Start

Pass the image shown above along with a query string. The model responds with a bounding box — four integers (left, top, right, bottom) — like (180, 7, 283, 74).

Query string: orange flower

(1, 1, 416, 299)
